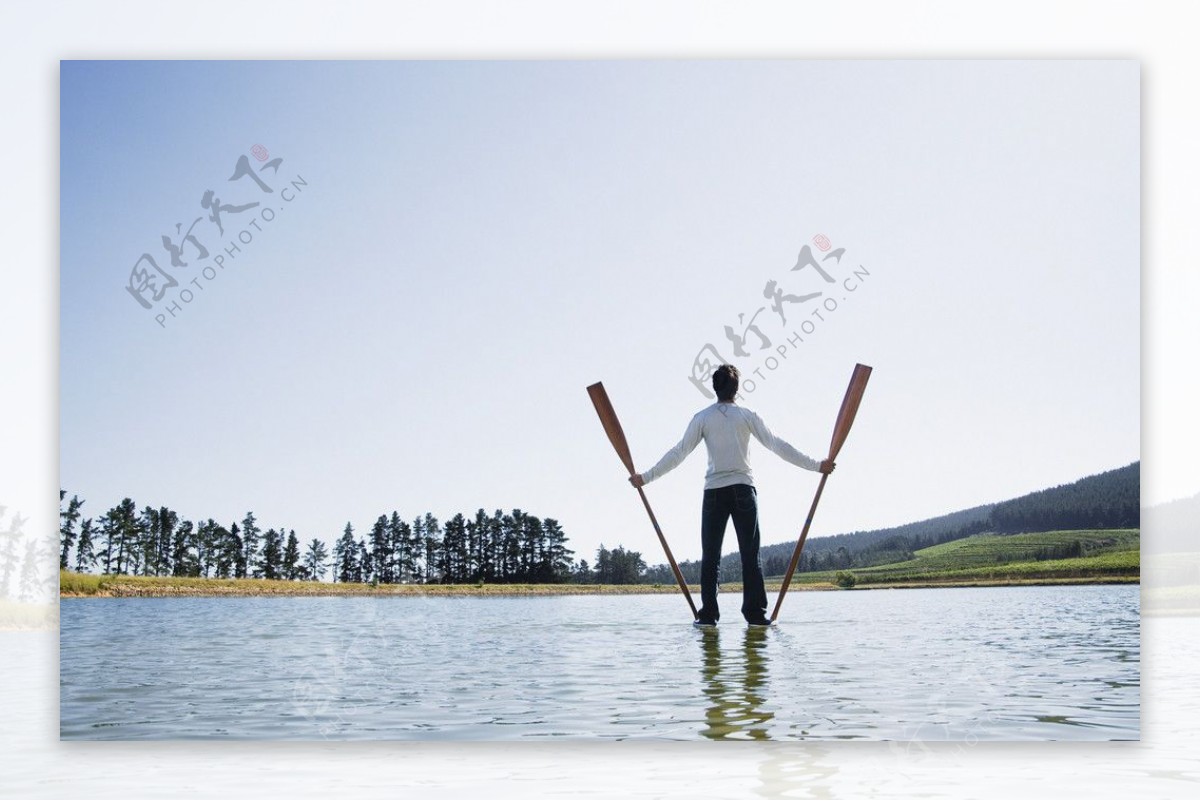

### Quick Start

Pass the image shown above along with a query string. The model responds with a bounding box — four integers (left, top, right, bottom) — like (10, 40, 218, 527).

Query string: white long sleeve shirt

(640, 402, 821, 490)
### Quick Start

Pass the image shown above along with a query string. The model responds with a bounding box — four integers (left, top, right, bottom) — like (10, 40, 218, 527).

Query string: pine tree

(572, 558, 591, 584)
(74, 518, 96, 572)
(519, 513, 541, 581)
(303, 538, 329, 581)
(540, 518, 574, 582)
(225, 522, 242, 578)
(195, 519, 219, 578)
(241, 512, 261, 579)
(334, 523, 357, 583)
(389, 512, 415, 583)
(59, 492, 84, 570)
(369, 515, 390, 583)
(501, 512, 521, 582)
(409, 515, 426, 583)
(140, 506, 161, 576)
(96, 513, 115, 575)
(356, 539, 370, 584)
(487, 509, 504, 582)
(422, 513, 442, 584)
(465, 514, 481, 582)
(471, 509, 489, 582)
(212, 525, 238, 578)
(442, 513, 468, 583)
(257, 527, 284, 580)
(282, 530, 301, 580)
(171, 520, 196, 576)
(156, 507, 179, 577)
(594, 545, 610, 583)
(101, 498, 142, 576)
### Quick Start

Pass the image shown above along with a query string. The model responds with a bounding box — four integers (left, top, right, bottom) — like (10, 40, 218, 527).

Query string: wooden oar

(587, 382, 699, 619)
(770, 363, 873, 622)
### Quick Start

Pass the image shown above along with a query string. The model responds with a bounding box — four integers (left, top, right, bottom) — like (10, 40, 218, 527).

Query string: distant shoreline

(59, 571, 1138, 599)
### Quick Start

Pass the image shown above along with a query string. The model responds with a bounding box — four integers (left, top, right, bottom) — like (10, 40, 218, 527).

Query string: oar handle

(770, 472, 828, 622)
(637, 486, 699, 619)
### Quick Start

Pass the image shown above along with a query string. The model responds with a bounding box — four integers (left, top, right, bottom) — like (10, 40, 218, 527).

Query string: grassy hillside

(653, 462, 1141, 585)
(785, 529, 1139, 586)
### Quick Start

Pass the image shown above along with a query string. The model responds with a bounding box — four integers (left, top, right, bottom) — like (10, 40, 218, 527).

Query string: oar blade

(828, 363, 872, 460)
(587, 382, 637, 477)
(587, 380, 699, 618)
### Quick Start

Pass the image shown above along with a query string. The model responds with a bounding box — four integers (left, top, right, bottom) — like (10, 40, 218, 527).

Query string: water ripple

(59, 585, 1140, 740)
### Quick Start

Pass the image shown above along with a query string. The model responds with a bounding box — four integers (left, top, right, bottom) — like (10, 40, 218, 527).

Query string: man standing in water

(629, 365, 834, 626)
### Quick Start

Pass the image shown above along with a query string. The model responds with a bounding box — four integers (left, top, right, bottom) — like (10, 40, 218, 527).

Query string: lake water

(59, 584, 1139, 741)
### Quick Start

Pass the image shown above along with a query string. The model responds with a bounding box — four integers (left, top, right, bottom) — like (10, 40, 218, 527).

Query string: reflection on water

(2, 595, 1191, 797)
(699, 627, 774, 740)
(59, 585, 1139, 741)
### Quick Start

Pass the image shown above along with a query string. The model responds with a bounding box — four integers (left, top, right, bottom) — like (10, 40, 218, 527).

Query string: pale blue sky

(60, 60, 1139, 565)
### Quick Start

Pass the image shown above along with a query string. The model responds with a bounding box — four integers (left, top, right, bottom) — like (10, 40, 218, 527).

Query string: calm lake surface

(59, 584, 1139, 741)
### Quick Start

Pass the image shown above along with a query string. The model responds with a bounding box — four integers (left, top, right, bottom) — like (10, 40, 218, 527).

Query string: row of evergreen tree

(59, 491, 577, 585)
(326, 509, 574, 584)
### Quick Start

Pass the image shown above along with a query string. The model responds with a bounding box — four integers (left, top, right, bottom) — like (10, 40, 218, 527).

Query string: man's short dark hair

(713, 364, 740, 402)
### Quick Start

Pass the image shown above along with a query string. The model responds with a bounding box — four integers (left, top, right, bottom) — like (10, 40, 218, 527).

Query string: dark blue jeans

(699, 483, 768, 623)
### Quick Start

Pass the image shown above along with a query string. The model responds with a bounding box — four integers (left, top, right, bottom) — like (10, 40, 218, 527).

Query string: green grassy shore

(59, 571, 694, 598)
(57, 571, 1137, 598)
(60, 530, 1141, 598)
(789, 529, 1140, 587)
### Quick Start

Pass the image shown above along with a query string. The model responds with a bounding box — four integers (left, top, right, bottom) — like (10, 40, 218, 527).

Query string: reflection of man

(699, 627, 774, 740)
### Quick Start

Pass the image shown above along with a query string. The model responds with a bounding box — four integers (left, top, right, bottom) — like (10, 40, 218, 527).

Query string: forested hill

(989, 461, 1139, 533)
(645, 461, 1140, 583)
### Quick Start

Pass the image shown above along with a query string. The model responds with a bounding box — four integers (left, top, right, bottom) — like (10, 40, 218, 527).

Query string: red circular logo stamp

(251, 144, 269, 162)
(813, 234, 832, 252)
